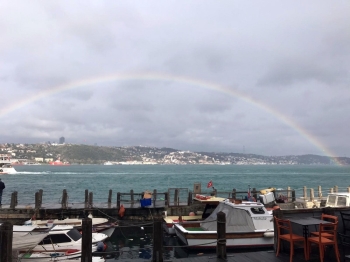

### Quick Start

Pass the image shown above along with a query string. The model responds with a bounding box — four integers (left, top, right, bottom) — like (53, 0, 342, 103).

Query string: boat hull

(175, 226, 274, 248)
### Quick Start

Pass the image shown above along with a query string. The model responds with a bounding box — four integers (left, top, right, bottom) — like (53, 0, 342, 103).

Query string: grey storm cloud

(0, 1, 350, 157)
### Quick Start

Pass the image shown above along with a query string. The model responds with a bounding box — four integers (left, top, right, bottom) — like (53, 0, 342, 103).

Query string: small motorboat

(174, 199, 274, 249)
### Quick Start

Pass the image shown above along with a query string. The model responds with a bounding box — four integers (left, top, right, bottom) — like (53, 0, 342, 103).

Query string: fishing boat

(24, 217, 117, 237)
(15, 225, 108, 252)
(174, 199, 274, 249)
(0, 154, 17, 174)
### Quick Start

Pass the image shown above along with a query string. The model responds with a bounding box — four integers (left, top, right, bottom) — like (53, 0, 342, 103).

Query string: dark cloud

(0, 1, 349, 156)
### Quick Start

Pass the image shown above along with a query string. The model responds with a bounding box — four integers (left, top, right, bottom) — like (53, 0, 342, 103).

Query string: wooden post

(152, 219, 163, 262)
(39, 189, 43, 207)
(174, 189, 179, 206)
(164, 192, 169, 207)
(292, 190, 296, 202)
(348, 187, 350, 193)
(252, 188, 257, 200)
(35, 191, 40, 209)
(310, 188, 314, 201)
(287, 187, 291, 202)
(232, 188, 236, 199)
(117, 192, 121, 209)
(130, 190, 134, 208)
(108, 189, 112, 204)
(334, 186, 338, 193)
(0, 222, 13, 262)
(81, 218, 92, 262)
(10, 192, 17, 209)
(85, 189, 89, 208)
(153, 189, 157, 208)
(88, 192, 93, 208)
(61, 189, 67, 209)
(216, 211, 227, 260)
(330, 188, 334, 193)
(318, 186, 322, 198)
(188, 191, 192, 206)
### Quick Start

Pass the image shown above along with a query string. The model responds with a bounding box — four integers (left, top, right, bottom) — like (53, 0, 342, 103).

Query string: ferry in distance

(0, 154, 17, 174)
(49, 157, 70, 166)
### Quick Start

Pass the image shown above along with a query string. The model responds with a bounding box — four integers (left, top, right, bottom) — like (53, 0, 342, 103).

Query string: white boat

(174, 199, 274, 249)
(25, 217, 109, 229)
(15, 225, 108, 252)
(325, 192, 350, 207)
(0, 154, 17, 174)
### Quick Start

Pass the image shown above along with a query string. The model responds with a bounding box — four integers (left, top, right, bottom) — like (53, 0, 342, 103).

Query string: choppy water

(3, 164, 350, 205)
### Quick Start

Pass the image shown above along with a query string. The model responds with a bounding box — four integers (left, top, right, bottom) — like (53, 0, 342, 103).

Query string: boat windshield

(337, 196, 347, 207)
(327, 195, 336, 206)
(67, 229, 82, 241)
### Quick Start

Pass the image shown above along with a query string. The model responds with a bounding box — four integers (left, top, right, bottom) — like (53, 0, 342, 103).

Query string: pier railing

(4, 185, 350, 210)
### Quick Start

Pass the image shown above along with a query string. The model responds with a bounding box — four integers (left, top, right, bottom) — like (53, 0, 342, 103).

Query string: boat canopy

(200, 202, 255, 232)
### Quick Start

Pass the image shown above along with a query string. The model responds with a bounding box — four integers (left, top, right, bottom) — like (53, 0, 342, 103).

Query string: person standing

(0, 178, 5, 206)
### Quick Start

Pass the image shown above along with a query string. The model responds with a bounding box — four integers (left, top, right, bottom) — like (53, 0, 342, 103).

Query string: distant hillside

(6, 143, 350, 165)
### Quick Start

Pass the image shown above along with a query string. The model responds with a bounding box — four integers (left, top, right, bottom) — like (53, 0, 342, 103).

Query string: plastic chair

(275, 216, 307, 262)
(307, 222, 340, 262)
(340, 211, 350, 235)
(310, 214, 338, 238)
(338, 233, 350, 262)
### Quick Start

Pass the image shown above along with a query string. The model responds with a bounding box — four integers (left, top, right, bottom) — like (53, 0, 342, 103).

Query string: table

(289, 217, 331, 242)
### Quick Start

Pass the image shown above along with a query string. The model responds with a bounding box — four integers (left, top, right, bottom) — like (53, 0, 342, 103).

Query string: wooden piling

(35, 191, 40, 209)
(174, 189, 179, 206)
(348, 187, 350, 193)
(152, 219, 163, 262)
(318, 186, 322, 198)
(153, 189, 157, 208)
(130, 190, 134, 207)
(117, 192, 121, 209)
(61, 189, 67, 209)
(252, 188, 257, 200)
(216, 211, 227, 260)
(85, 189, 89, 208)
(330, 188, 334, 193)
(310, 188, 314, 201)
(10, 191, 17, 209)
(292, 190, 296, 202)
(287, 187, 291, 201)
(81, 218, 92, 262)
(232, 188, 236, 199)
(39, 189, 43, 206)
(164, 192, 169, 207)
(303, 186, 307, 200)
(188, 191, 192, 206)
(0, 222, 13, 262)
(108, 189, 112, 204)
(334, 186, 338, 193)
(88, 192, 93, 208)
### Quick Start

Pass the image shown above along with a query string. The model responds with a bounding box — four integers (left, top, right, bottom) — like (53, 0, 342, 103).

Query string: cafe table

(288, 217, 331, 243)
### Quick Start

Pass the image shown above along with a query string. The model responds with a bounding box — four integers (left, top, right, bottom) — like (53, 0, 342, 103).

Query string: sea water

(4, 164, 350, 204)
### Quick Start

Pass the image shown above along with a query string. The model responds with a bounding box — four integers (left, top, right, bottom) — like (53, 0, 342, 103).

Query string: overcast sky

(1, 1, 349, 157)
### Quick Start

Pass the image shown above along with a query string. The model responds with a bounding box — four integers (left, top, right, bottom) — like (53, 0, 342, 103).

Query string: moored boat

(174, 199, 274, 249)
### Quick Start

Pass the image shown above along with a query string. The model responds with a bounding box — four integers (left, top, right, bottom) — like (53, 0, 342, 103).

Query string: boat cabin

(326, 192, 350, 207)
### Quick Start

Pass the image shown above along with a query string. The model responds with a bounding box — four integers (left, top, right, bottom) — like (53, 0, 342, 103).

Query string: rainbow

(1, 72, 341, 164)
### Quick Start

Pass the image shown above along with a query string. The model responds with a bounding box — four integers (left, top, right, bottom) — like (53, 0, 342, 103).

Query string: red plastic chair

(275, 216, 307, 262)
